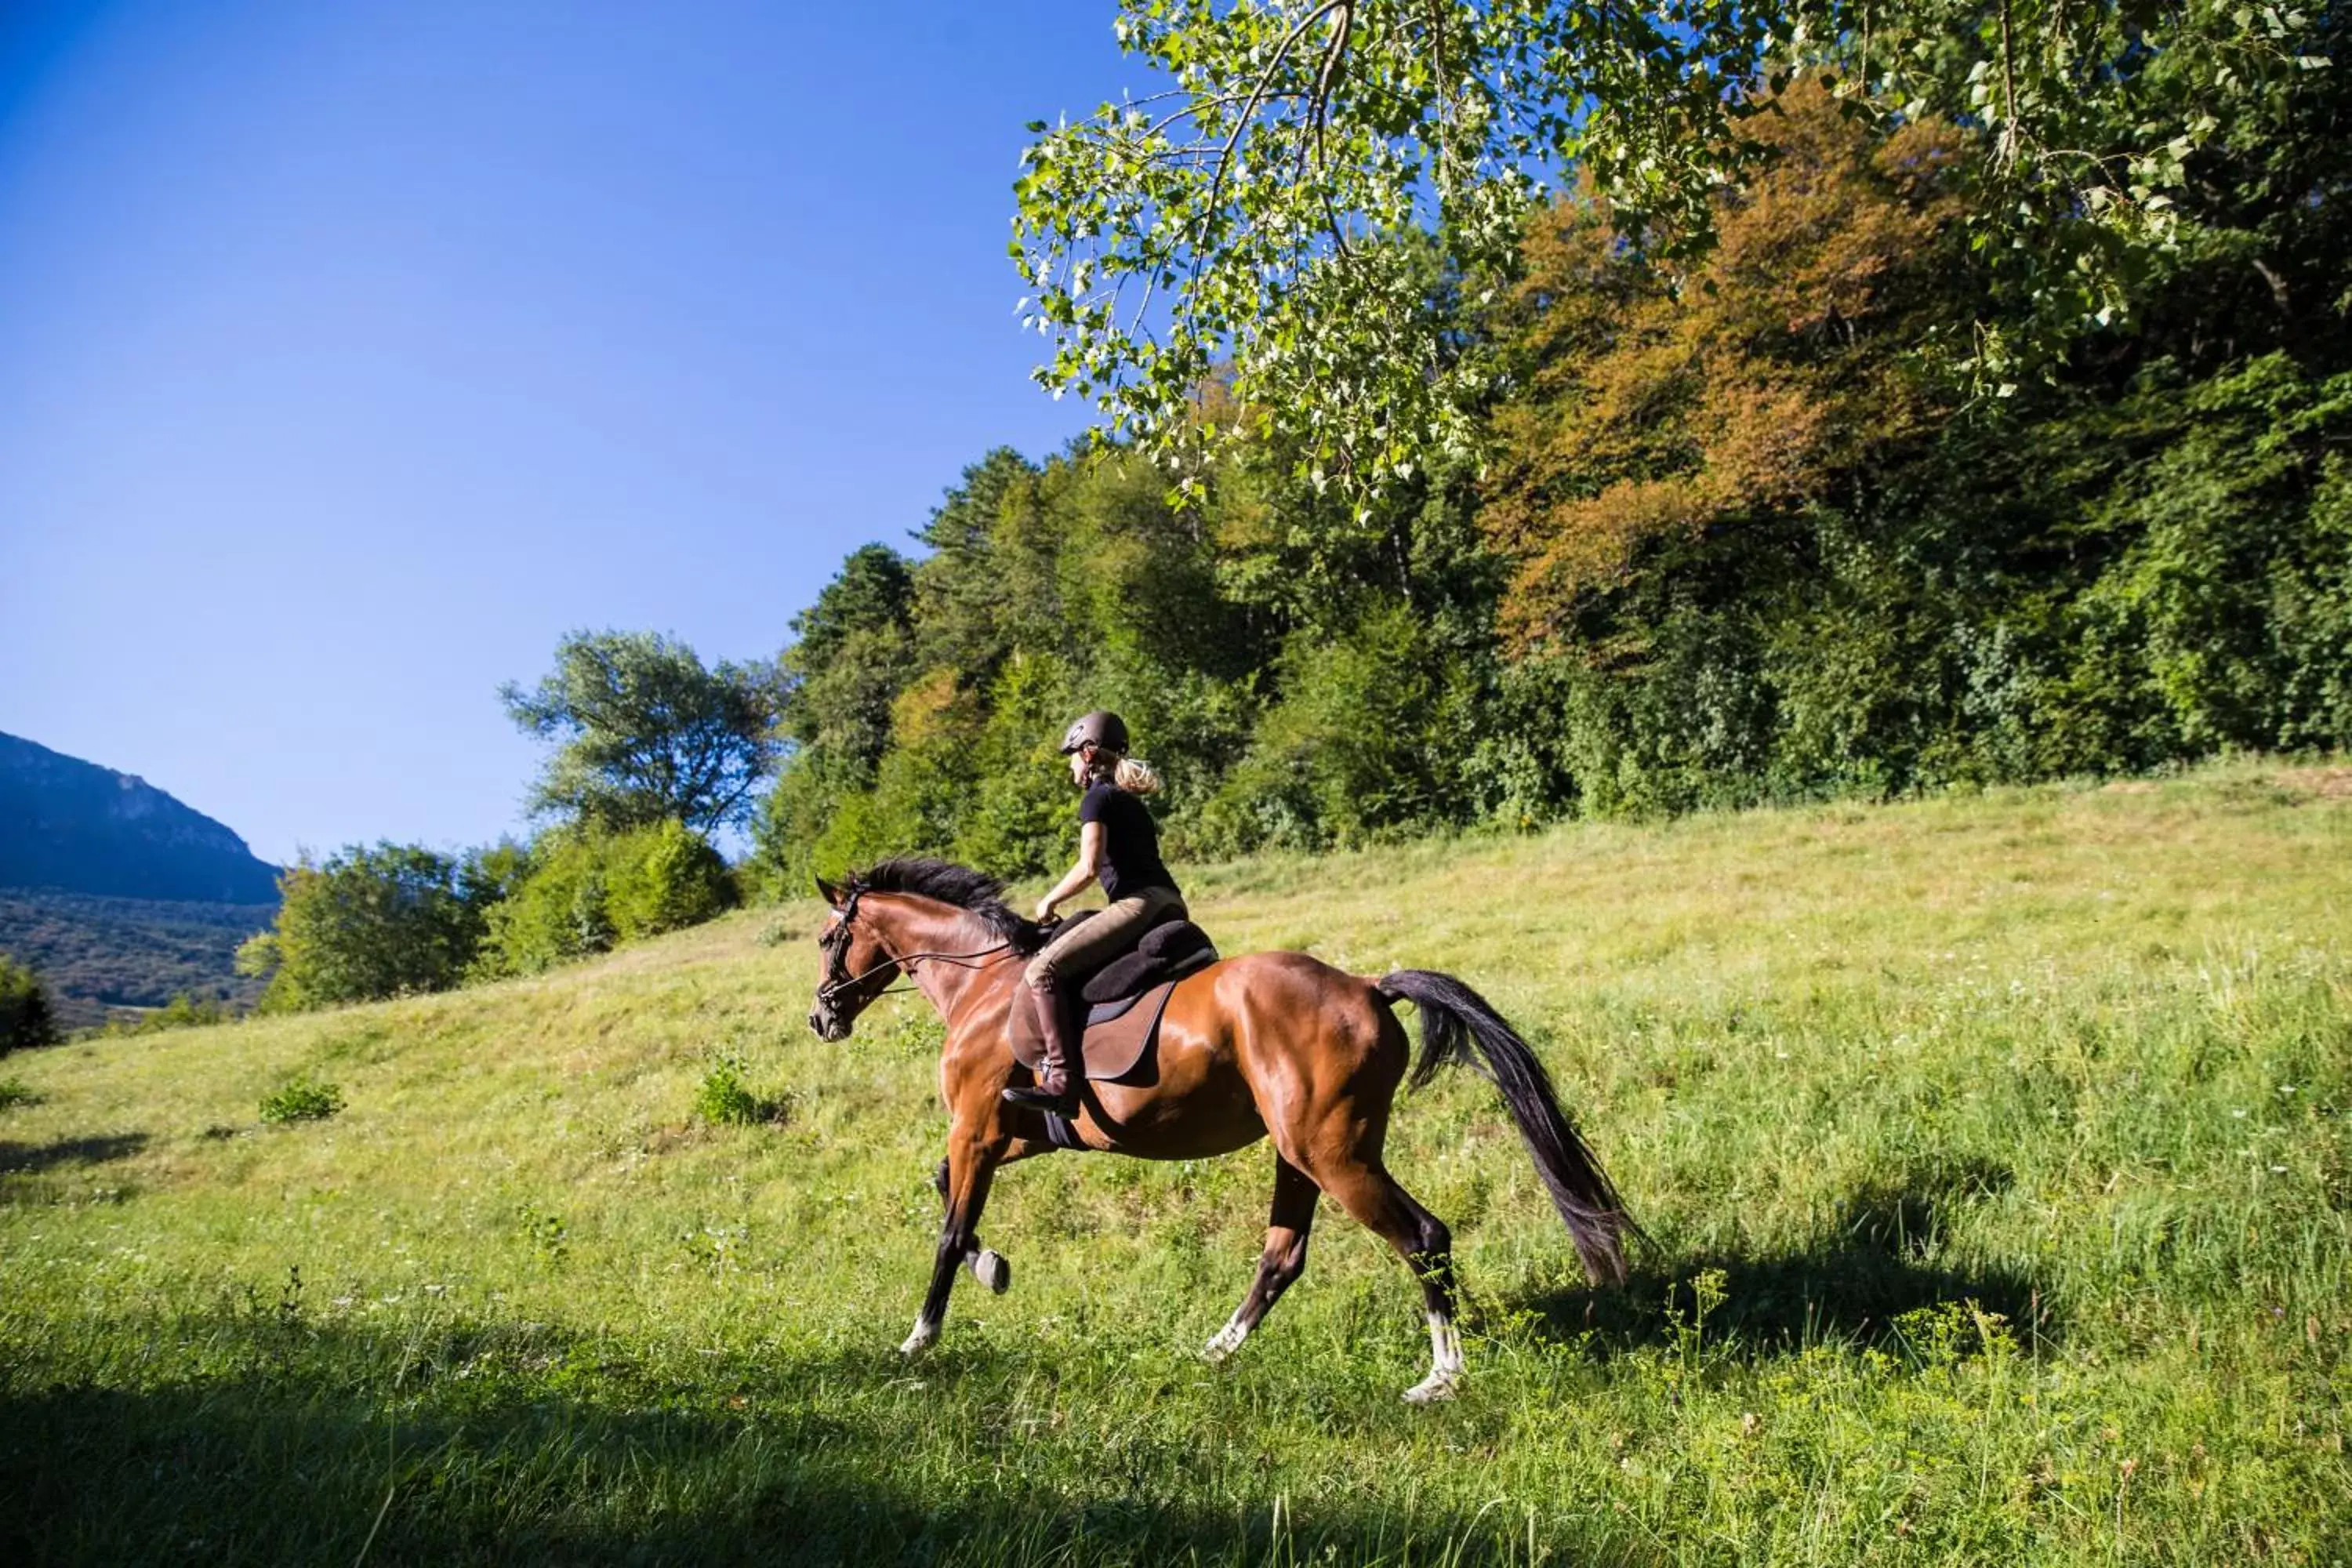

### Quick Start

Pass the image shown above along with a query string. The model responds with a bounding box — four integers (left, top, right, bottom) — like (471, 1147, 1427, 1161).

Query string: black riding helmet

(1059, 710, 1128, 755)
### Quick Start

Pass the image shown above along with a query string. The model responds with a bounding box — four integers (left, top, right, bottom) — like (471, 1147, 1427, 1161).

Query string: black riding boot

(1001, 981, 1081, 1115)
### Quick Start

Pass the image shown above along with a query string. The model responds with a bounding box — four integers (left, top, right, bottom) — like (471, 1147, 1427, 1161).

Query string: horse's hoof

(971, 1249, 1011, 1295)
(898, 1323, 937, 1358)
(1201, 1321, 1248, 1364)
(1402, 1374, 1460, 1405)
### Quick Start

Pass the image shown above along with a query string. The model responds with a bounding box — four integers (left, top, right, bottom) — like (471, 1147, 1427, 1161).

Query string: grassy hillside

(3, 764, 2348, 1565)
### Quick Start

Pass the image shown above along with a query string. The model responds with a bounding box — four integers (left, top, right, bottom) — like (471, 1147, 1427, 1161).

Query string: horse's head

(808, 876, 902, 1041)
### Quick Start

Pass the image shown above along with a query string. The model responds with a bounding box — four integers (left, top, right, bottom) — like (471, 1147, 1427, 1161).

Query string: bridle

(815, 884, 1017, 1010)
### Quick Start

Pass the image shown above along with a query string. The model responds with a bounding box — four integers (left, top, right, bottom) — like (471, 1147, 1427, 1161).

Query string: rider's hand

(1034, 897, 1057, 923)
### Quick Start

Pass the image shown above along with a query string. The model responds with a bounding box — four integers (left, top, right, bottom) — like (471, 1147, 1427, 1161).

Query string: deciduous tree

(503, 630, 786, 834)
(1484, 84, 1970, 643)
(243, 845, 483, 1011)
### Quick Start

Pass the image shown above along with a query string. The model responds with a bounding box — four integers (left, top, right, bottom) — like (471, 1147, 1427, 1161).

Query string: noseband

(816, 886, 1015, 1008)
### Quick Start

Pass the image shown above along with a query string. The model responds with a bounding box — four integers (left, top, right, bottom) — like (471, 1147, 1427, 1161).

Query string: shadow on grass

(0, 1131, 148, 1174)
(1512, 1162, 2057, 1356)
(0, 1313, 1627, 1568)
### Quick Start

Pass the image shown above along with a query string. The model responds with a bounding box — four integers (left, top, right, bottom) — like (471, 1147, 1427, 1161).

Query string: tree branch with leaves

(1013, 0, 2332, 499)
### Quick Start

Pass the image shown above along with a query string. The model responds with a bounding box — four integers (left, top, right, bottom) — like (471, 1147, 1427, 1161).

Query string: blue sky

(0, 0, 1131, 864)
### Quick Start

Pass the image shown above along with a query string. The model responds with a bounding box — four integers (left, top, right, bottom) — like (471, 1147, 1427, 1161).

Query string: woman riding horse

(808, 714, 1639, 1403)
(1002, 710, 1185, 1116)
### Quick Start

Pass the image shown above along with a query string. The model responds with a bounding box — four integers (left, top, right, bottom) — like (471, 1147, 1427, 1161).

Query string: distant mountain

(0, 732, 281, 1028)
(0, 731, 280, 903)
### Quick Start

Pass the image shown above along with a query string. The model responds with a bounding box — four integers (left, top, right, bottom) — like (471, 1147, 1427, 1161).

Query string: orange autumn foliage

(1483, 84, 1970, 649)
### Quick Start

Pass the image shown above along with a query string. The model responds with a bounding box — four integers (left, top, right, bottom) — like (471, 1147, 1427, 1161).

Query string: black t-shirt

(1079, 779, 1178, 902)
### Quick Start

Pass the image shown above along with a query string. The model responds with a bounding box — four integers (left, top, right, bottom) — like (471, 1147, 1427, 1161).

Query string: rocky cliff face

(0, 732, 280, 903)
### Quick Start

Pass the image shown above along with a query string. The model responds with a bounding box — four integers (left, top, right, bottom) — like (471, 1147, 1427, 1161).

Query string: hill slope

(2, 764, 2347, 1564)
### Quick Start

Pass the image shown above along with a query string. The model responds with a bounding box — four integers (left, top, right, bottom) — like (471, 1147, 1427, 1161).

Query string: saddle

(1007, 916, 1220, 1085)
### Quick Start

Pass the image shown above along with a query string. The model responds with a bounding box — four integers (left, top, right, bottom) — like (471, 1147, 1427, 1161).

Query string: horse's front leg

(902, 1116, 1007, 1356)
(935, 1136, 1056, 1296)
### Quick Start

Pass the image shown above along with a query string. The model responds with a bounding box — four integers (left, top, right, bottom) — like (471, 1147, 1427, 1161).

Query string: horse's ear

(815, 874, 842, 908)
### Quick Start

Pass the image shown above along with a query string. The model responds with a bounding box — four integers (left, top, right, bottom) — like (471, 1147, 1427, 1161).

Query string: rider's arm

(1036, 821, 1105, 920)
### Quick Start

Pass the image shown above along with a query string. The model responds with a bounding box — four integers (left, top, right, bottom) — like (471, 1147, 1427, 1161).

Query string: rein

(818, 943, 1014, 1004)
(818, 888, 1018, 1005)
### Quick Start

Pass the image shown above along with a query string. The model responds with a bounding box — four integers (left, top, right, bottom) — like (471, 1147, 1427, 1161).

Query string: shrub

(249, 844, 485, 1012)
(693, 1058, 781, 1127)
(0, 1076, 38, 1109)
(604, 819, 735, 942)
(0, 953, 60, 1055)
(474, 835, 606, 975)
(513, 1201, 569, 1261)
(474, 834, 608, 976)
(476, 821, 736, 978)
(258, 1076, 344, 1125)
(103, 993, 235, 1038)
(1196, 604, 1464, 852)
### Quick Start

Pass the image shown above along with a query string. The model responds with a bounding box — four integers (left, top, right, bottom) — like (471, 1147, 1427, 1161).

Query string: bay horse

(806, 858, 1636, 1403)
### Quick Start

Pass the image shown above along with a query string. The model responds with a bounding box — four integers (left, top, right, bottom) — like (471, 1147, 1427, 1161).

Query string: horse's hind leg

(1203, 1153, 1319, 1363)
(1312, 1158, 1461, 1403)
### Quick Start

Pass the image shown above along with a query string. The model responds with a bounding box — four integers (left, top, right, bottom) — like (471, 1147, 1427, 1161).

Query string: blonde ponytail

(1113, 755, 1162, 795)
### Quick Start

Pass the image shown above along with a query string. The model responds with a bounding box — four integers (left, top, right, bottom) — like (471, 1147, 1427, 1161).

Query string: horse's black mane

(851, 857, 1045, 953)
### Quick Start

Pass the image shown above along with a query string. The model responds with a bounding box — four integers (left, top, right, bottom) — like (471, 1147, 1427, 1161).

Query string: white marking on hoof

(1403, 1310, 1464, 1403)
(970, 1249, 1011, 1295)
(1403, 1371, 1461, 1404)
(898, 1320, 938, 1358)
(1201, 1312, 1250, 1363)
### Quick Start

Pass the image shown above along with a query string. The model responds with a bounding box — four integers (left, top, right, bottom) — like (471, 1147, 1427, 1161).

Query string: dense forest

(0, 894, 270, 1027)
(751, 71, 2352, 888)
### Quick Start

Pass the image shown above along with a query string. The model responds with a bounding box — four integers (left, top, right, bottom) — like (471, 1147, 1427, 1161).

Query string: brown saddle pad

(1007, 971, 1200, 1086)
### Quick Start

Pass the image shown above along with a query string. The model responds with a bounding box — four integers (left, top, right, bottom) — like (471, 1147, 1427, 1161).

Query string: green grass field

(5, 764, 2349, 1565)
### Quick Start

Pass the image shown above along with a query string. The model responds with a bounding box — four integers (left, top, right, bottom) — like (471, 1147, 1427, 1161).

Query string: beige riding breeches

(1024, 885, 1188, 989)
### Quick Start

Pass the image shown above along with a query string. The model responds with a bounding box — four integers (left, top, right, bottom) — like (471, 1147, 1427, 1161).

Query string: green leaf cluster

(691, 1055, 785, 1127)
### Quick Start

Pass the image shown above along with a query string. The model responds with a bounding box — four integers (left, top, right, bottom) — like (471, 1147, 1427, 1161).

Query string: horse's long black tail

(1377, 969, 1640, 1286)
